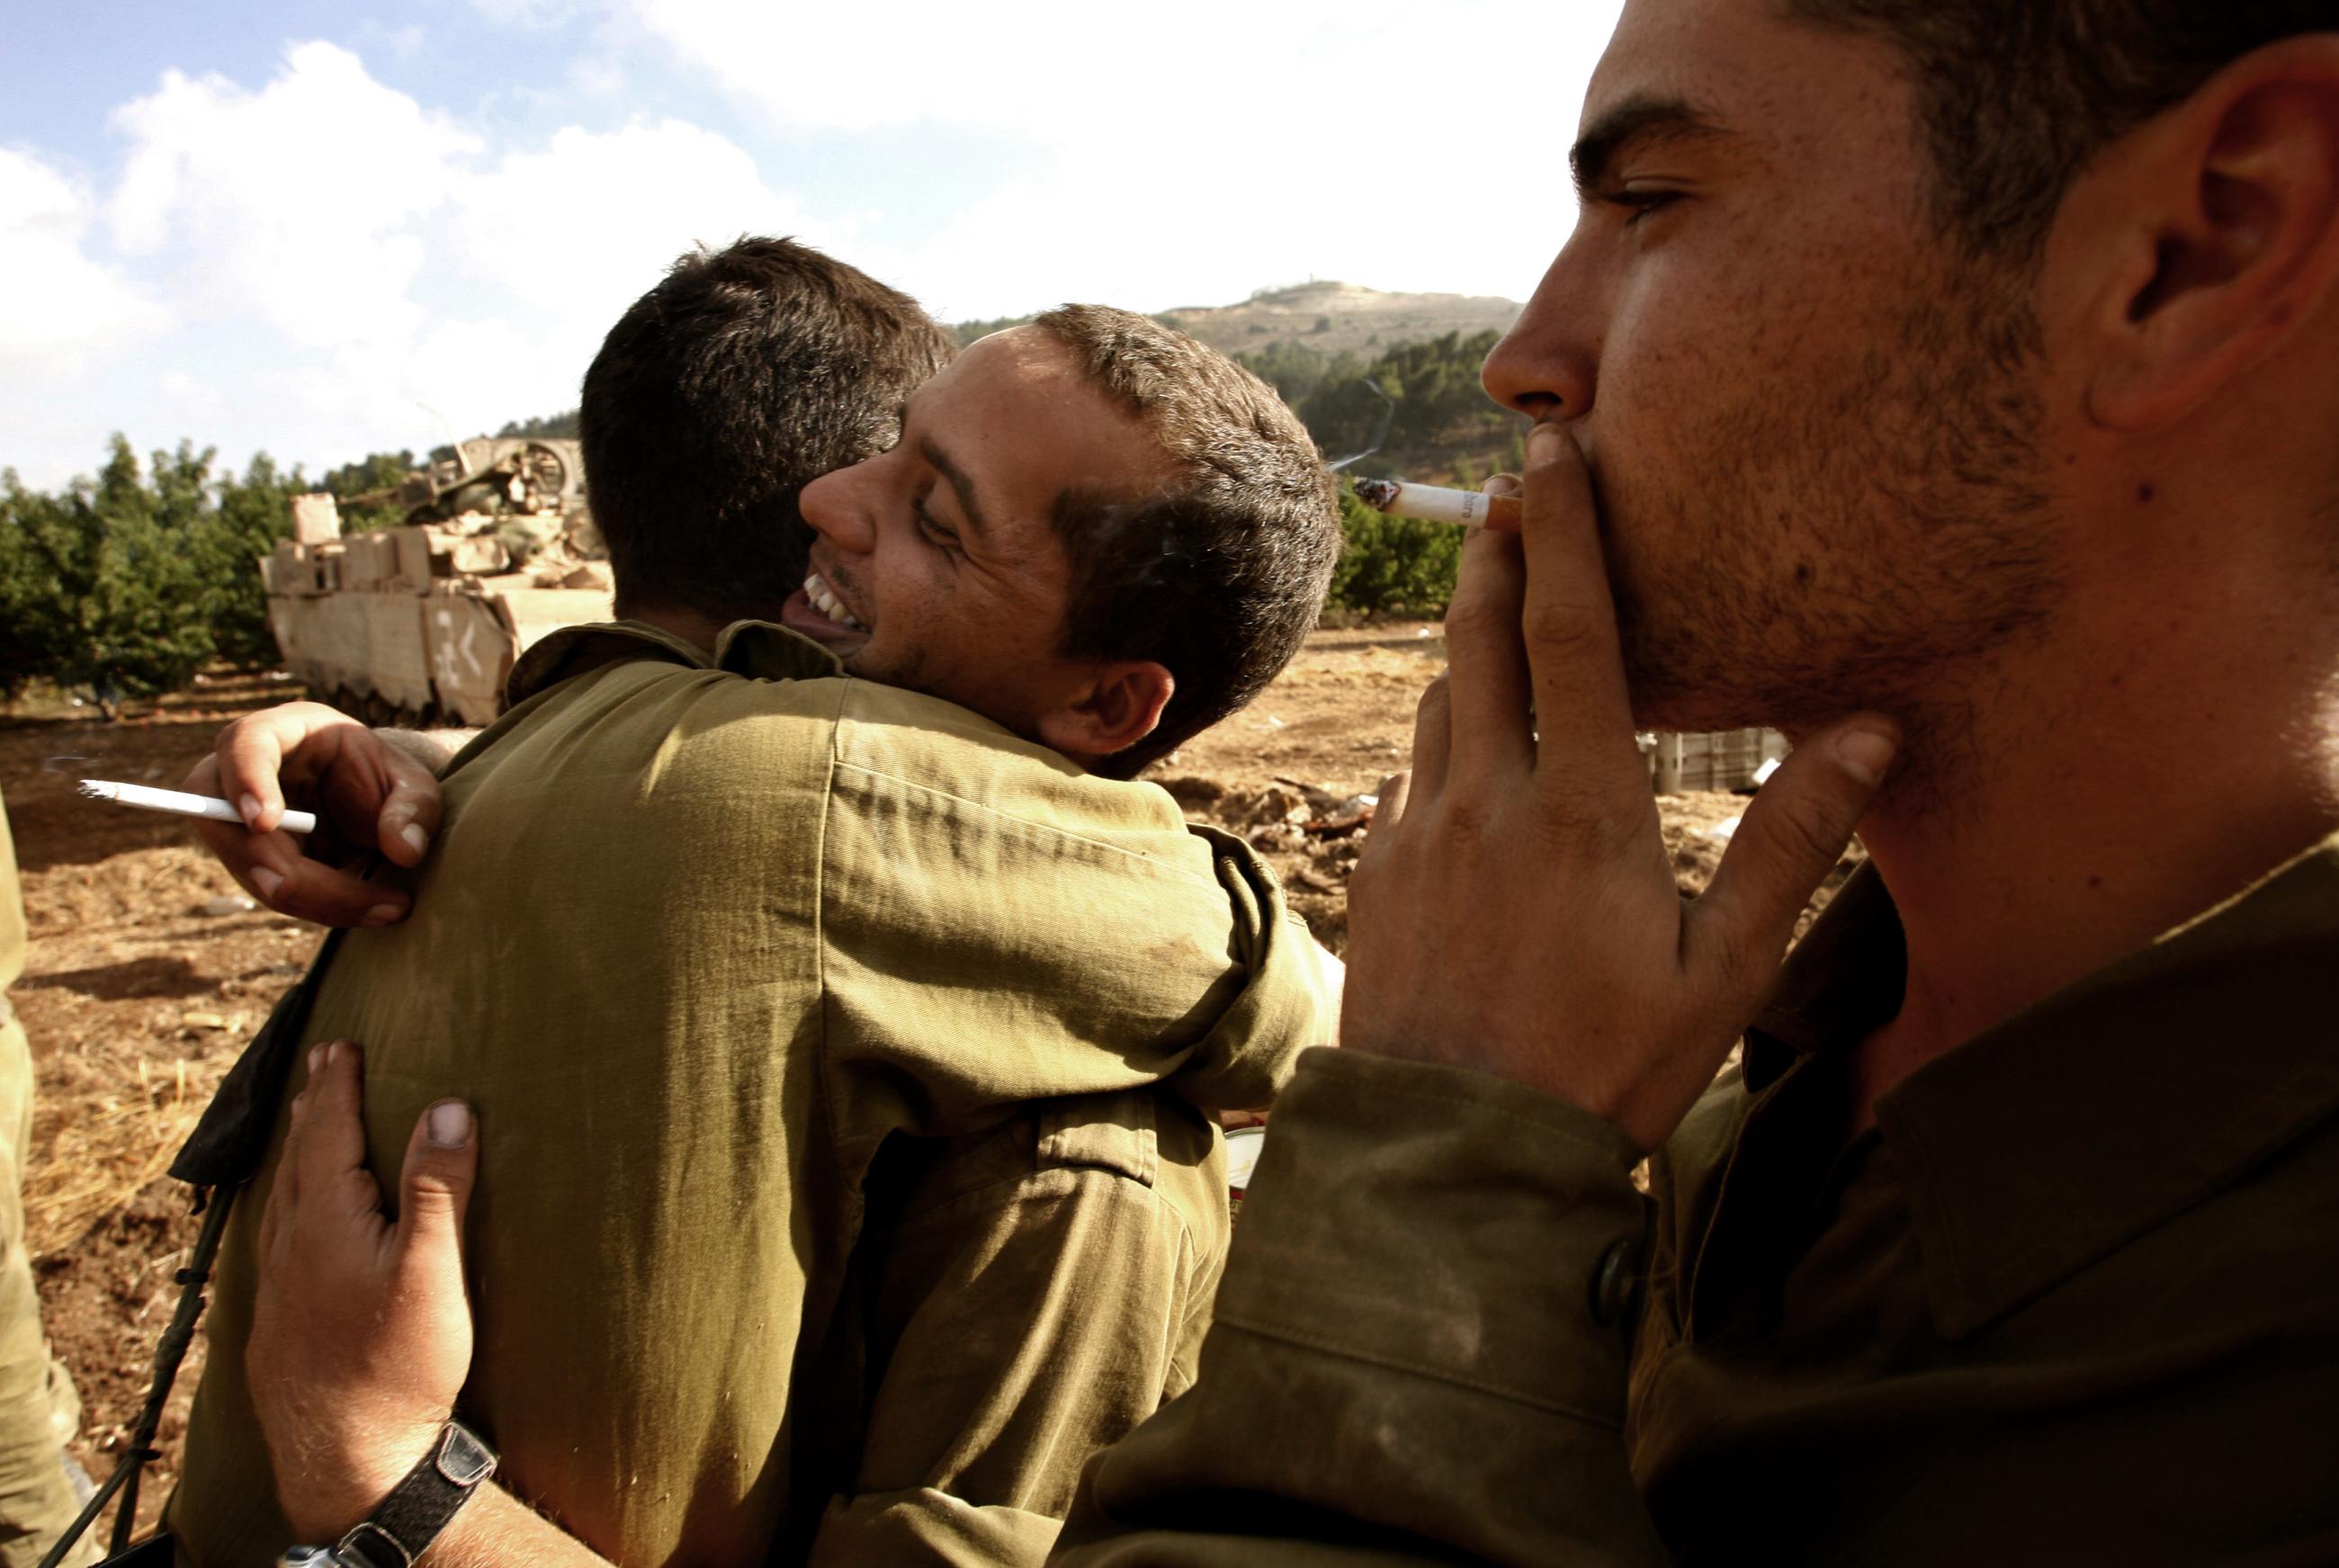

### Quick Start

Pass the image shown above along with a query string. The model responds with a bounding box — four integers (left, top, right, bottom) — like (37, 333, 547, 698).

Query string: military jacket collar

(1747, 837, 2339, 1339)
(506, 617, 843, 704)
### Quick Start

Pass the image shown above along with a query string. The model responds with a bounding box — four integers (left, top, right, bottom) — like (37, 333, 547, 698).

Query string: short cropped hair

(1785, 2, 2339, 264)
(580, 237, 954, 620)
(1028, 306, 1342, 777)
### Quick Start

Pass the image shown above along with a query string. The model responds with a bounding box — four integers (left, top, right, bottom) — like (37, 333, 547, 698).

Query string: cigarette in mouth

(1350, 477, 1524, 533)
(78, 779, 317, 836)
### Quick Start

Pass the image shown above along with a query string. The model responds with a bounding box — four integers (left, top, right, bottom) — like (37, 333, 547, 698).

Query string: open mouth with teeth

(803, 569, 865, 631)
(780, 566, 871, 653)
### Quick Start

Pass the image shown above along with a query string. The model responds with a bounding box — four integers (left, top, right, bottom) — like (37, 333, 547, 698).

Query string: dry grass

(26, 1052, 222, 1261)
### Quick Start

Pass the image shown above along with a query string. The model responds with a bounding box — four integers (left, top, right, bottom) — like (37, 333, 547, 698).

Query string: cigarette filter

(78, 779, 317, 836)
(1351, 477, 1524, 533)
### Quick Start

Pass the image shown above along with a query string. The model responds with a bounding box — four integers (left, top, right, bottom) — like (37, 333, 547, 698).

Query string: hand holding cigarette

(1350, 476, 1524, 533)
(1338, 424, 1896, 1152)
(177, 701, 447, 927)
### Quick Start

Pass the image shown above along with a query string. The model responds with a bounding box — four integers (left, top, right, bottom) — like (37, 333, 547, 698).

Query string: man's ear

(1035, 661, 1174, 766)
(2087, 36, 2339, 432)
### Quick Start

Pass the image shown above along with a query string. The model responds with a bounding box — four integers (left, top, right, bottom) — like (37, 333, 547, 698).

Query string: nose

(797, 462, 875, 556)
(1482, 242, 1597, 422)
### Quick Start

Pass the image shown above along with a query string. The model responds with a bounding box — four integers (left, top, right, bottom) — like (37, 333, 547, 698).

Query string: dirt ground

(1152, 623, 1847, 954)
(0, 624, 1857, 1534)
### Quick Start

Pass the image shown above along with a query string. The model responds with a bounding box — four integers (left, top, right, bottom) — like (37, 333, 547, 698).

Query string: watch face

(280, 1550, 343, 1568)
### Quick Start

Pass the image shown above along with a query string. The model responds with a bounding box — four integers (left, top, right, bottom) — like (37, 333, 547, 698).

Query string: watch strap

(332, 1420, 497, 1568)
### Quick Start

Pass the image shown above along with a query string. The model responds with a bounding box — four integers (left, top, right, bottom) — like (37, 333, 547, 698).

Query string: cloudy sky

(2, 1, 1624, 491)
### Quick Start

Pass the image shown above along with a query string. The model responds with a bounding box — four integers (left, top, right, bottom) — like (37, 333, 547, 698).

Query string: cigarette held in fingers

(1350, 477, 1523, 533)
(78, 779, 317, 835)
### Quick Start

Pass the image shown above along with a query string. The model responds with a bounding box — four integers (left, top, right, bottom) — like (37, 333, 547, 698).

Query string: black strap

(333, 1422, 497, 1568)
(37, 1188, 236, 1566)
(40, 930, 348, 1565)
(170, 929, 346, 1189)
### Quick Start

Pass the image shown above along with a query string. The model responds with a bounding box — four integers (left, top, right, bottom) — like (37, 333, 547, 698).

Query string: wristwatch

(279, 1420, 497, 1567)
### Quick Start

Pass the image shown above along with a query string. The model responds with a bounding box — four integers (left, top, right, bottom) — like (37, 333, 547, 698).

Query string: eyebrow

(917, 435, 992, 541)
(1570, 93, 1728, 200)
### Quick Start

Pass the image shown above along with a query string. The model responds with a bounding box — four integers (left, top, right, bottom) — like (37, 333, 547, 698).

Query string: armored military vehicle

(398, 436, 581, 522)
(258, 437, 616, 726)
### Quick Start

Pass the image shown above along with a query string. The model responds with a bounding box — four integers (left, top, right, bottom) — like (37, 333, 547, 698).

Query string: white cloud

(354, 20, 427, 60)
(620, 0, 1622, 316)
(566, 55, 628, 97)
(405, 314, 556, 428)
(96, 40, 859, 405)
(237, 316, 555, 472)
(627, 0, 1111, 134)
(158, 370, 226, 417)
(465, 0, 587, 27)
(449, 119, 836, 343)
(107, 41, 479, 351)
(39, 41, 841, 482)
(13, 5, 1628, 489)
(623, 2, 1615, 143)
(0, 147, 164, 373)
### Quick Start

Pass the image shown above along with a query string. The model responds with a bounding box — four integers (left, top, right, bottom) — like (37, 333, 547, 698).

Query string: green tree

(1235, 329, 1524, 486)
(497, 409, 580, 440)
(23, 439, 219, 710)
(950, 312, 1037, 347)
(0, 475, 73, 700)
(206, 452, 302, 663)
(1326, 482, 1462, 617)
(0, 437, 307, 710)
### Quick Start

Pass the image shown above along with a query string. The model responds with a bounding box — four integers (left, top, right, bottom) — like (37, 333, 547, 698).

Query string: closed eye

(1606, 187, 1683, 226)
(913, 490, 961, 554)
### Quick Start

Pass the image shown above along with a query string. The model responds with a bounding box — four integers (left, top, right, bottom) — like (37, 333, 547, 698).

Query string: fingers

(193, 702, 426, 926)
(244, 855, 413, 927)
(373, 747, 443, 869)
(216, 702, 389, 838)
(189, 809, 368, 922)
(214, 707, 315, 833)
(1433, 471, 1533, 789)
(1407, 676, 1454, 800)
(1515, 424, 1646, 818)
(180, 753, 226, 802)
(1691, 716, 1898, 990)
(392, 1099, 477, 1292)
(185, 752, 315, 909)
(1438, 519, 1536, 786)
(1372, 770, 1411, 835)
(289, 1042, 377, 1222)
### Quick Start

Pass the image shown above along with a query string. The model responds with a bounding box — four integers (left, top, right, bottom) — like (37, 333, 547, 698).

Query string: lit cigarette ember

(1349, 477, 1523, 532)
(78, 779, 317, 835)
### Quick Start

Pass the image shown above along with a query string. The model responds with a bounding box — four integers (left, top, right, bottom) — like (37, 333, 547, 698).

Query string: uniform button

(1589, 1237, 1641, 1329)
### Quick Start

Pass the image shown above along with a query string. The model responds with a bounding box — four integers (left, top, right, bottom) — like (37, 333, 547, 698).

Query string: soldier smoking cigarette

(78, 779, 317, 836)
(1349, 476, 1523, 533)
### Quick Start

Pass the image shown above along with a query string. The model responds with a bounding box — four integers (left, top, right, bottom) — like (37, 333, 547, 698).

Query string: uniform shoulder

(829, 679, 1196, 848)
(459, 654, 858, 824)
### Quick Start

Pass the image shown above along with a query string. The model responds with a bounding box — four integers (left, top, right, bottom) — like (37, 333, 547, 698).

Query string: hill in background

(1150, 280, 1521, 360)
(951, 279, 1521, 356)
(952, 281, 1530, 492)
(488, 281, 1528, 498)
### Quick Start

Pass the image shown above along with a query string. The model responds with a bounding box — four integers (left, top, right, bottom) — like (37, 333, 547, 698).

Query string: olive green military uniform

(1055, 838, 2339, 1566)
(0, 799, 94, 1568)
(169, 622, 1338, 1567)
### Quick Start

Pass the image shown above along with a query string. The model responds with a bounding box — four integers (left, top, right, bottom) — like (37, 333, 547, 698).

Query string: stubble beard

(1600, 260, 2064, 802)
